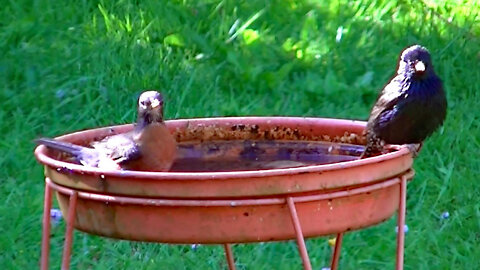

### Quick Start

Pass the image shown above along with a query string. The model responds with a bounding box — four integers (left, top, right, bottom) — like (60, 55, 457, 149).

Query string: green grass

(1, 0, 479, 269)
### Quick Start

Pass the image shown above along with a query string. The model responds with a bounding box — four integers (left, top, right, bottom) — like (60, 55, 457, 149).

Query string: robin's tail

(35, 138, 117, 168)
(35, 138, 86, 154)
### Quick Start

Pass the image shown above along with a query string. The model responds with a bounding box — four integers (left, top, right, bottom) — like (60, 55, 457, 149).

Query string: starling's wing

(91, 133, 142, 165)
(369, 76, 433, 144)
(377, 76, 446, 143)
(368, 76, 408, 126)
(362, 77, 409, 157)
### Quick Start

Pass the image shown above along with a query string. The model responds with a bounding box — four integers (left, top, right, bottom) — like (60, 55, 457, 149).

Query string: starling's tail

(35, 138, 87, 154)
(360, 134, 384, 159)
(359, 146, 376, 159)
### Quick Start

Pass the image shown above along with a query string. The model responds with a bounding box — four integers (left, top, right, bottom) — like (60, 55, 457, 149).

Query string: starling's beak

(414, 61, 425, 73)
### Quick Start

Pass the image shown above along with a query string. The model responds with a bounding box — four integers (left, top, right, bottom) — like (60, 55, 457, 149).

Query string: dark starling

(362, 45, 447, 158)
(36, 90, 177, 171)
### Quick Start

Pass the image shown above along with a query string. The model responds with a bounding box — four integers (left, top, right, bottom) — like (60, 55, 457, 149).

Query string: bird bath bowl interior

(35, 117, 414, 270)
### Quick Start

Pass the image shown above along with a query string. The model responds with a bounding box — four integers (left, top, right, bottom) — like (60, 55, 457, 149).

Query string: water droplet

(100, 174, 106, 180)
(441, 211, 450, 219)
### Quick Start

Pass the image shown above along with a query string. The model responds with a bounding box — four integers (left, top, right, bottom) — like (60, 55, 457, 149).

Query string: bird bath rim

(35, 116, 413, 198)
(35, 116, 411, 180)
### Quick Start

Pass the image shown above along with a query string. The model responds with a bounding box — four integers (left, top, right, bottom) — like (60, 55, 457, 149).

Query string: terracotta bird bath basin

(35, 117, 414, 270)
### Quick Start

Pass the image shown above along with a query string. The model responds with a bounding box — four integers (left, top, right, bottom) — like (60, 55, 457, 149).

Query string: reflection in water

(170, 140, 364, 172)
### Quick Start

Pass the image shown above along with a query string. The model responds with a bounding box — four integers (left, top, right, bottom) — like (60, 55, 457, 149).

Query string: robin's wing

(91, 133, 142, 164)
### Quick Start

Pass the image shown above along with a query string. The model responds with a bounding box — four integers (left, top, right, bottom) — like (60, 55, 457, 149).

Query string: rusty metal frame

(41, 171, 412, 270)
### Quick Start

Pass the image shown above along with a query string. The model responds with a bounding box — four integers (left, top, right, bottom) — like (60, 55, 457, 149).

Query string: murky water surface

(170, 140, 364, 172)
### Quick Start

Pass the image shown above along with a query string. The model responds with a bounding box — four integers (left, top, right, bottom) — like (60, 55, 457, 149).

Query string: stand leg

(396, 176, 407, 270)
(41, 182, 53, 270)
(223, 244, 236, 270)
(61, 192, 78, 270)
(330, 233, 344, 270)
(286, 197, 312, 270)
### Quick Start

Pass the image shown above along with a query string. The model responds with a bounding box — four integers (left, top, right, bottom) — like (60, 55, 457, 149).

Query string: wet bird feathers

(363, 45, 447, 157)
(368, 73, 446, 144)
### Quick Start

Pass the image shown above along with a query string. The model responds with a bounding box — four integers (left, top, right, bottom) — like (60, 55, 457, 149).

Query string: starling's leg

(386, 143, 422, 158)
(406, 143, 422, 158)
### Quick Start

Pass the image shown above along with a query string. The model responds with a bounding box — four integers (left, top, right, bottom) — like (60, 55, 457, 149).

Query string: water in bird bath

(170, 140, 364, 172)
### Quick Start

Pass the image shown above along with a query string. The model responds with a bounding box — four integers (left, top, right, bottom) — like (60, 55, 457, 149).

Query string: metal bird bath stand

(35, 117, 414, 270)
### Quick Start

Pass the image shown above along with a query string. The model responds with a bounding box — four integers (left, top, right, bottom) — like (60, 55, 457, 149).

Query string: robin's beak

(150, 99, 161, 109)
(414, 60, 425, 73)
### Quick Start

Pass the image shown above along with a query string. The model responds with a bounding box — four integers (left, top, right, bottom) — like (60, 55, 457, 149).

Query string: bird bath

(35, 117, 414, 270)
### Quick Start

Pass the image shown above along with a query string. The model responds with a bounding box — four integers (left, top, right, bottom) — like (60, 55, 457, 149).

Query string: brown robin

(36, 90, 177, 171)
